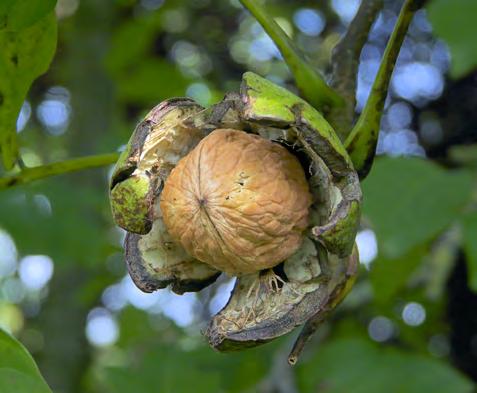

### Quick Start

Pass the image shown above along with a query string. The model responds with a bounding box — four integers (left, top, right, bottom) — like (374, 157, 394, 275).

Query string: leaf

(0, 369, 50, 393)
(462, 211, 477, 291)
(370, 246, 426, 304)
(0, 329, 52, 393)
(297, 337, 474, 393)
(427, 0, 477, 78)
(0, 10, 57, 169)
(362, 157, 473, 259)
(0, 0, 56, 31)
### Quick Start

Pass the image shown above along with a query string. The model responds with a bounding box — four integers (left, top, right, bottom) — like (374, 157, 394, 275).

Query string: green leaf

(362, 157, 473, 259)
(462, 211, 477, 291)
(427, 0, 477, 78)
(0, 0, 56, 31)
(0, 369, 50, 393)
(0, 329, 52, 393)
(370, 246, 426, 304)
(297, 337, 474, 393)
(0, 10, 57, 169)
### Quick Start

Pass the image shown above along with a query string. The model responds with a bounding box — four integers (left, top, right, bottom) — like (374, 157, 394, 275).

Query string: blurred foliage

(362, 157, 473, 259)
(427, 0, 477, 78)
(297, 337, 473, 393)
(0, 0, 476, 393)
(105, 13, 190, 104)
(462, 212, 477, 291)
(0, 179, 113, 266)
(369, 244, 426, 305)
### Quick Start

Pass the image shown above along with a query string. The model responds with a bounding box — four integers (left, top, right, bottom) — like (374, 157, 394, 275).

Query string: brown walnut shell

(159, 129, 312, 276)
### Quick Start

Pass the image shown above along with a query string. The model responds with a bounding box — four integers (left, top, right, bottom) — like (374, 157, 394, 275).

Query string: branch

(345, 0, 425, 178)
(288, 314, 327, 365)
(239, 0, 344, 111)
(0, 152, 119, 190)
(329, 0, 384, 140)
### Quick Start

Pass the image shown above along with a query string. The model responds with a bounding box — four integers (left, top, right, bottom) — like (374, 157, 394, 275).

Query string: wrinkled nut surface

(109, 72, 363, 364)
(160, 129, 312, 275)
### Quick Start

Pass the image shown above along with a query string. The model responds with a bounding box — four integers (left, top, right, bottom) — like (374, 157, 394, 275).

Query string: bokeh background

(0, 0, 477, 392)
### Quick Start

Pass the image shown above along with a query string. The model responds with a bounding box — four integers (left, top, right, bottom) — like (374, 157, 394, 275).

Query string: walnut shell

(159, 129, 312, 275)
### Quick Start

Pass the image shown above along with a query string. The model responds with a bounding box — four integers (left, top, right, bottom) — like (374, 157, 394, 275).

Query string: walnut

(109, 72, 363, 363)
(159, 129, 312, 275)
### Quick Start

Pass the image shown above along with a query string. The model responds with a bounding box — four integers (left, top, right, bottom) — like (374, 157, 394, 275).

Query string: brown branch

(328, 0, 384, 140)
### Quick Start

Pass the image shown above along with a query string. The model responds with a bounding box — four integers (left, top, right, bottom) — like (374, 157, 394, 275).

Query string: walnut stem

(328, 0, 384, 140)
(345, 0, 426, 178)
(288, 312, 328, 366)
(238, 0, 344, 111)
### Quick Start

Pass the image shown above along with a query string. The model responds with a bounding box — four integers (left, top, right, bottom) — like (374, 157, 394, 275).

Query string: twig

(288, 314, 327, 365)
(0, 152, 119, 190)
(345, 0, 426, 178)
(329, 0, 384, 140)
(239, 0, 344, 111)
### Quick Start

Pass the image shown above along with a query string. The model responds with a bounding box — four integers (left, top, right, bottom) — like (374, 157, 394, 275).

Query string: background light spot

(86, 308, 119, 347)
(402, 302, 426, 326)
(209, 278, 236, 315)
(18, 255, 54, 291)
(293, 9, 325, 37)
(0, 230, 17, 277)
(356, 229, 378, 268)
(368, 316, 395, 342)
(331, 0, 361, 24)
(16, 101, 31, 133)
